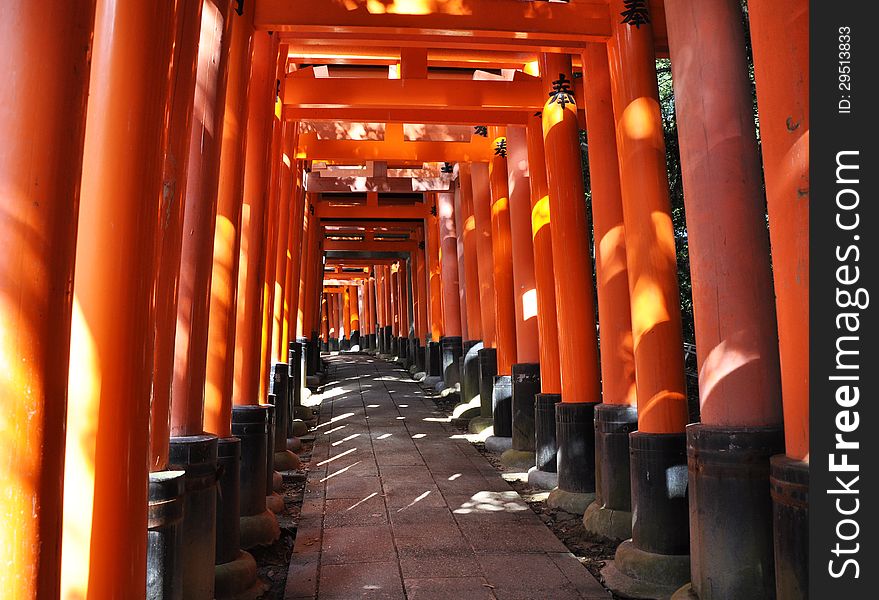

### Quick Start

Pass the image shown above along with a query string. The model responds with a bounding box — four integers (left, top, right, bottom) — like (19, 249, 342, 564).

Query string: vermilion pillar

(454, 183, 469, 339)
(581, 45, 636, 409)
(608, 6, 687, 433)
(488, 129, 518, 375)
(0, 2, 94, 596)
(458, 164, 483, 342)
(541, 55, 600, 405)
(257, 53, 283, 402)
(271, 125, 294, 361)
(342, 286, 352, 340)
(174, 0, 234, 439)
(233, 31, 277, 407)
(320, 294, 330, 345)
(748, 2, 809, 597)
(350, 285, 361, 334)
(62, 0, 177, 596)
(470, 163, 497, 347)
(579, 42, 639, 543)
(281, 163, 304, 354)
(505, 126, 539, 364)
(525, 115, 562, 394)
(664, 2, 785, 597)
(152, 0, 204, 451)
(749, 1, 809, 462)
(398, 263, 411, 339)
(427, 208, 444, 342)
(204, 7, 254, 436)
(437, 192, 463, 337)
(601, 3, 691, 594)
(390, 267, 400, 338)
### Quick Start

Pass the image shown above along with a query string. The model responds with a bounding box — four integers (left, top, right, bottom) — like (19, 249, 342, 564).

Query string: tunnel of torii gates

(0, 0, 808, 599)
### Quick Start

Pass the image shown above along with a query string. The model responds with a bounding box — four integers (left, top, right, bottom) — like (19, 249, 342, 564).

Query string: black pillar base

(427, 341, 442, 377)
(340, 337, 351, 351)
(547, 402, 598, 515)
(631, 431, 689, 555)
(231, 405, 279, 550)
(491, 375, 513, 437)
(289, 341, 306, 437)
(440, 336, 464, 386)
(511, 363, 540, 452)
(147, 470, 185, 600)
(461, 341, 482, 404)
(351, 330, 360, 348)
(414, 339, 425, 372)
(169, 435, 219, 599)
(310, 332, 321, 374)
(683, 424, 783, 600)
(584, 403, 638, 542)
(534, 393, 561, 472)
(320, 341, 329, 353)
(397, 336, 409, 363)
(383, 325, 393, 356)
(269, 364, 290, 452)
(604, 431, 690, 598)
(368, 333, 377, 351)
(389, 334, 398, 357)
(329, 338, 339, 352)
(215, 437, 241, 565)
(377, 329, 386, 354)
(770, 454, 808, 599)
(477, 348, 498, 418)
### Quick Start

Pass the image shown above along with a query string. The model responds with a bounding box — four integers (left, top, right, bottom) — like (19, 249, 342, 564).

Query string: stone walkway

(284, 355, 610, 600)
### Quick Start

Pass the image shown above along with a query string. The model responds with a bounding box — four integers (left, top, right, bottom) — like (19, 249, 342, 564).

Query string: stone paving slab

(284, 355, 610, 600)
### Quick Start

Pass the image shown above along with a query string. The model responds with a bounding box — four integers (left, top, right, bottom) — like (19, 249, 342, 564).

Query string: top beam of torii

(254, 0, 669, 53)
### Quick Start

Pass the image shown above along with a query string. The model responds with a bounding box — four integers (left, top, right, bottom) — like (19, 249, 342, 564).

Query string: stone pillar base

(602, 540, 690, 600)
(526, 467, 558, 490)
(215, 551, 267, 600)
(239, 509, 280, 550)
(547, 488, 595, 515)
(484, 435, 512, 453)
(500, 448, 535, 470)
(273, 449, 301, 471)
(266, 492, 285, 514)
(582, 501, 632, 543)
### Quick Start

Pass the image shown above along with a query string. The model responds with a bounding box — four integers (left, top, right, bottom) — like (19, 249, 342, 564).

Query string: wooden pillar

(369, 276, 378, 335)
(608, 7, 687, 432)
(454, 181, 469, 340)
(470, 163, 497, 348)
(257, 45, 285, 401)
(173, 0, 234, 439)
(458, 164, 483, 342)
(233, 31, 277, 407)
(151, 0, 203, 466)
(0, 1, 94, 596)
(320, 294, 329, 343)
(204, 6, 254, 436)
(541, 53, 601, 404)
(342, 286, 352, 339)
(414, 249, 429, 342)
(666, 0, 783, 425)
(437, 191, 463, 337)
(525, 115, 562, 394)
(270, 124, 295, 362)
(749, 0, 809, 462)
(62, 0, 177, 595)
(506, 125, 539, 364)
(350, 285, 361, 334)
(581, 45, 637, 408)
(399, 263, 411, 338)
(281, 160, 305, 354)
(427, 202, 444, 341)
(488, 129, 518, 375)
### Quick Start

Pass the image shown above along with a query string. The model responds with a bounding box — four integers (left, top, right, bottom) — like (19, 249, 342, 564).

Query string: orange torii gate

(0, 1, 809, 599)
